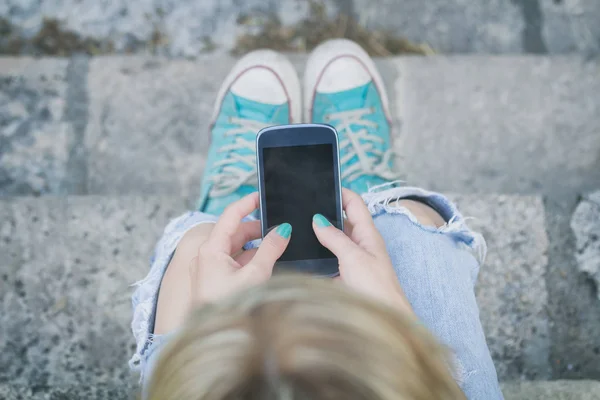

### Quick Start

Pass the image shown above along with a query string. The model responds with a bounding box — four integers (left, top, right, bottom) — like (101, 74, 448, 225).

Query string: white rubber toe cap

(304, 39, 391, 121)
(212, 49, 302, 123)
(316, 57, 372, 93)
(230, 68, 288, 104)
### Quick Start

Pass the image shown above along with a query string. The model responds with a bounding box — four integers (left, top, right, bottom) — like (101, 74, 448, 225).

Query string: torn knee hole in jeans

(361, 182, 487, 264)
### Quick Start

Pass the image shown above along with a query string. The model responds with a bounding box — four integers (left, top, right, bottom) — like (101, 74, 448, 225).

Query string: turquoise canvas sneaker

(304, 39, 397, 194)
(197, 50, 301, 215)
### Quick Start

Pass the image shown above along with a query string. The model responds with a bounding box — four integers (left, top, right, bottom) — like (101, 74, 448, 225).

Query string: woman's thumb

(312, 214, 360, 260)
(247, 223, 292, 278)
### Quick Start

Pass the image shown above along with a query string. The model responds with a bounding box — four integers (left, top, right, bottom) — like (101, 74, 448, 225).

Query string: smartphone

(256, 124, 343, 276)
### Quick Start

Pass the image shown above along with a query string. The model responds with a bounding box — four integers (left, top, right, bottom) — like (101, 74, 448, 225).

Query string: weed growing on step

(0, 18, 113, 56)
(232, 0, 434, 56)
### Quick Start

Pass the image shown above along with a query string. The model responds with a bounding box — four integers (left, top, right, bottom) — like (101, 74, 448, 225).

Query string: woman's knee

(395, 199, 445, 228)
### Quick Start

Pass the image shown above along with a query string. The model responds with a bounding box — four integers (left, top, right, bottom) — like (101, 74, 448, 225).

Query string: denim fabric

(364, 186, 502, 399)
(130, 185, 503, 399)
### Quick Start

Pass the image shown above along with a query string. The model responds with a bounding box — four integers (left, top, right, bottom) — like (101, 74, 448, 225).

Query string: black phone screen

(263, 144, 338, 261)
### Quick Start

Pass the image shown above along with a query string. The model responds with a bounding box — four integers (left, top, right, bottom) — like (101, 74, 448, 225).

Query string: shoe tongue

(323, 83, 370, 113)
(323, 83, 376, 137)
(202, 185, 256, 215)
(233, 94, 282, 124)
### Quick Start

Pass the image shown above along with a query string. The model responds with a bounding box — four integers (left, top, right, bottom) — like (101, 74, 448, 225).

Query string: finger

(229, 220, 261, 252)
(234, 248, 258, 266)
(209, 192, 259, 253)
(342, 188, 375, 227)
(341, 188, 386, 253)
(312, 214, 362, 261)
(245, 223, 292, 280)
(343, 218, 354, 237)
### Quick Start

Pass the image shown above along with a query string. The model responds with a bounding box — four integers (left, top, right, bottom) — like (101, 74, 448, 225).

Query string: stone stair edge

(1, 380, 599, 400)
(0, 193, 545, 214)
(0, 193, 544, 201)
(0, 53, 593, 64)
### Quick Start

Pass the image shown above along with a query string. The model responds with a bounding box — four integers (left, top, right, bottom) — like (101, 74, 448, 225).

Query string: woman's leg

(153, 223, 214, 334)
(129, 50, 302, 394)
(364, 186, 503, 400)
(304, 39, 502, 398)
(393, 199, 446, 228)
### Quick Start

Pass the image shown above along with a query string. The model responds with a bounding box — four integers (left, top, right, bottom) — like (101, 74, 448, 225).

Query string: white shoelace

(326, 107, 397, 182)
(210, 117, 269, 197)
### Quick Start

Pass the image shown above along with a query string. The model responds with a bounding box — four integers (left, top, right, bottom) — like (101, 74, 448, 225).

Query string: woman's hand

(191, 192, 292, 305)
(312, 188, 414, 314)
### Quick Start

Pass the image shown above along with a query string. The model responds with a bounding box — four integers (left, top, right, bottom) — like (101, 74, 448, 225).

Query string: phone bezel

(256, 123, 343, 277)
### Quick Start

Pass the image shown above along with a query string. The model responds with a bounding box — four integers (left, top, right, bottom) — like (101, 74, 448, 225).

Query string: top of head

(148, 275, 466, 400)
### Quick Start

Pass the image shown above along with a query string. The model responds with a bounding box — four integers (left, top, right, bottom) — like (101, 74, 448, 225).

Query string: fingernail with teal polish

(276, 223, 292, 239)
(313, 214, 331, 228)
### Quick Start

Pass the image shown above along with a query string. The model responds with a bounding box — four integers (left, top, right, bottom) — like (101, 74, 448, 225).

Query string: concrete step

(501, 380, 600, 400)
(1, 55, 599, 200)
(2, 54, 600, 380)
(0, 194, 548, 386)
(0, 0, 599, 55)
(2, 380, 600, 400)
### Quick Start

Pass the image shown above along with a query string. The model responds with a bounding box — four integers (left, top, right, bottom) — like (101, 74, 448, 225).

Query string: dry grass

(233, 0, 434, 56)
(0, 17, 112, 56)
(0, 2, 434, 57)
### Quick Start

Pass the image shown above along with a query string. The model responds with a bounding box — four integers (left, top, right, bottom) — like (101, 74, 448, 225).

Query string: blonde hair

(149, 275, 465, 400)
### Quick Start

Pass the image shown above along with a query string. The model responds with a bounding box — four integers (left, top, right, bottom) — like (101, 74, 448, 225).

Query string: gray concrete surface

(0, 383, 137, 400)
(1, 54, 600, 380)
(501, 380, 600, 400)
(387, 56, 600, 380)
(0, 58, 70, 196)
(78, 55, 600, 202)
(1, 0, 599, 56)
(571, 190, 600, 299)
(0, 195, 185, 390)
(396, 56, 600, 196)
(3, 55, 599, 202)
(452, 194, 550, 380)
(2, 380, 600, 400)
(541, 0, 600, 54)
(0, 194, 547, 384)
(84, 56, 221, 203)
(356, 0, 600, 54)
(545, 194, 600, 380)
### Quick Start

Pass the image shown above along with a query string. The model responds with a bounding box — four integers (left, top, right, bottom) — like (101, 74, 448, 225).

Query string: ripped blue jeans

(129, 186, 504, 399)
